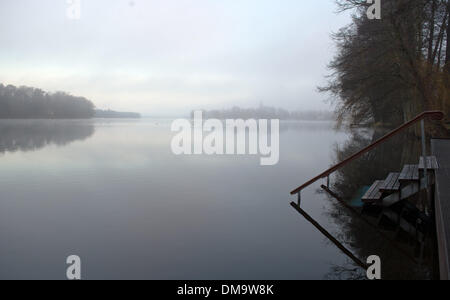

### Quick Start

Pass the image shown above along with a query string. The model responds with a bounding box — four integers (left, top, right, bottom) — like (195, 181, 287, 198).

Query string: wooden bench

(379, 172, 401, 193)
(399, 165, 419, 182)
(418, 156, 439, 171)
(362, 180, 385, 203)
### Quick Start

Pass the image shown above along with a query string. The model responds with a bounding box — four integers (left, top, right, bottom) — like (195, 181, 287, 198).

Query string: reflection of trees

(0, 120, 94, 154)
(324, 262, 366, 280)
(324, 128, 432, 280)
(279, 121, 336, 133)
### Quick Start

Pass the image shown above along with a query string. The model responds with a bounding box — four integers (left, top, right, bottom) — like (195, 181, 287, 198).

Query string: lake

(0, 118, 367, 279)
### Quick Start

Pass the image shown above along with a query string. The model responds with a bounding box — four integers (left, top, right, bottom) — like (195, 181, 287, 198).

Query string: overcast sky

(0, 0, 351, 116)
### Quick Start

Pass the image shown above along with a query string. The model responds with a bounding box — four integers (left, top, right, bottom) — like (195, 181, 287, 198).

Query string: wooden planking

(399, 164, 419, 182)
(362, 180, 380, 200)
(380, 172, 401, 192)
(431, 139, 450, 280)
(419, 156, 439, 170)
(399, 165, 410, 181)
(362, 180, 385, 202)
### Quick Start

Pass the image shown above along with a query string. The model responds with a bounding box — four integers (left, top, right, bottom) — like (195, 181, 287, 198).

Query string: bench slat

(380, 173, 401, 192)
(362, 180, 385, 202)
(399, 165, 419, 181)
(419, 156, 439, 170)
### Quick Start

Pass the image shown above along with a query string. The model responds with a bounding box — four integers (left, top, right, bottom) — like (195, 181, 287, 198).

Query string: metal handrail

(290, 110, 445, 196)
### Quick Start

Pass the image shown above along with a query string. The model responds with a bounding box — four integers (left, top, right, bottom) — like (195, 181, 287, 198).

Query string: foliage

(0, 83, 94, 119)
(321, 0, 450, 130)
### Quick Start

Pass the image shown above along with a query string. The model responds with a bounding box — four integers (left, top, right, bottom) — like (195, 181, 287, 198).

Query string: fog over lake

(0, 119, 352, 280)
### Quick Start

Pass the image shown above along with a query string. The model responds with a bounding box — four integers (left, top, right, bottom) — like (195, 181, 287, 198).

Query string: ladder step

(380, 172, 401, 192)
(362, 180, 385, 203)
(418, 156, 439, 170)
(399, 165, 419, 182)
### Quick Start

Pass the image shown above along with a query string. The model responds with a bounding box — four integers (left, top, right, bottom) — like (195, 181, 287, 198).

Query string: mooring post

(327, 175, 330, 189)
(297, 191, 302, 206)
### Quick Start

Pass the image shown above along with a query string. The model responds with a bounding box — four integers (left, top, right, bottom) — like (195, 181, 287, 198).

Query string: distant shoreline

(94, 109, 141, 119)
(0, 83, 141, 120)
(191, 107, 335, 121)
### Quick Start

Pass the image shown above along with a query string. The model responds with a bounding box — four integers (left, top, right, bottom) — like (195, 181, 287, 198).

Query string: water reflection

(0, 120, 94, 154)
(0, 119, 352, 280)
(324, 127, 433, 280)
(0, 119, 433, 279)
(279, 120, 340, 132)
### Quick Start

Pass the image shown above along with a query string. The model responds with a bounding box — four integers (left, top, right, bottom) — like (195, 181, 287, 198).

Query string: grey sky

(0, 0, 351, 116)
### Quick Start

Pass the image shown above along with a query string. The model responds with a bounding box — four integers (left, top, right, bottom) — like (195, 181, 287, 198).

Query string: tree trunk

(428, 0, 436, 64)
(445, 1, 450, 72)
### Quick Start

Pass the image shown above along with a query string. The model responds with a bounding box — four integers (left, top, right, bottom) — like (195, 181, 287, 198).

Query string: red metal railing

(290, 110, 445, 196)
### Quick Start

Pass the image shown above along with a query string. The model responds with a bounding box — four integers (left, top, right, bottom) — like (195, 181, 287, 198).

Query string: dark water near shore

(0, 119, 429, 279)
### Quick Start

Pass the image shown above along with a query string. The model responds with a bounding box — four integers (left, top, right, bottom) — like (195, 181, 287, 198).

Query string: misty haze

(1, 0, 449, 282)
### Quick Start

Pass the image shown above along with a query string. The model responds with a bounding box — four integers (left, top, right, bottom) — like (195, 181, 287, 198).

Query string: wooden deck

(432, 139, 450, 280)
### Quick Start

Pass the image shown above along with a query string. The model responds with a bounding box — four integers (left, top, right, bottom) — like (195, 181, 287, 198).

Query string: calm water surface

(0, 119, 352, 279)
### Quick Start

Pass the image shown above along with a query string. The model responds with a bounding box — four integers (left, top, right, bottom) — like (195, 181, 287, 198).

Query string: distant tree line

(0, 83, 95, 119)
(192, 106, 335, 121)
(321, 0, 450, 131)
(95, 109, 141, 118)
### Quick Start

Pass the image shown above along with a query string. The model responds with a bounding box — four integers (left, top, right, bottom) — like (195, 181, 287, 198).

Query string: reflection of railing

(290, 111, 445, 203)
